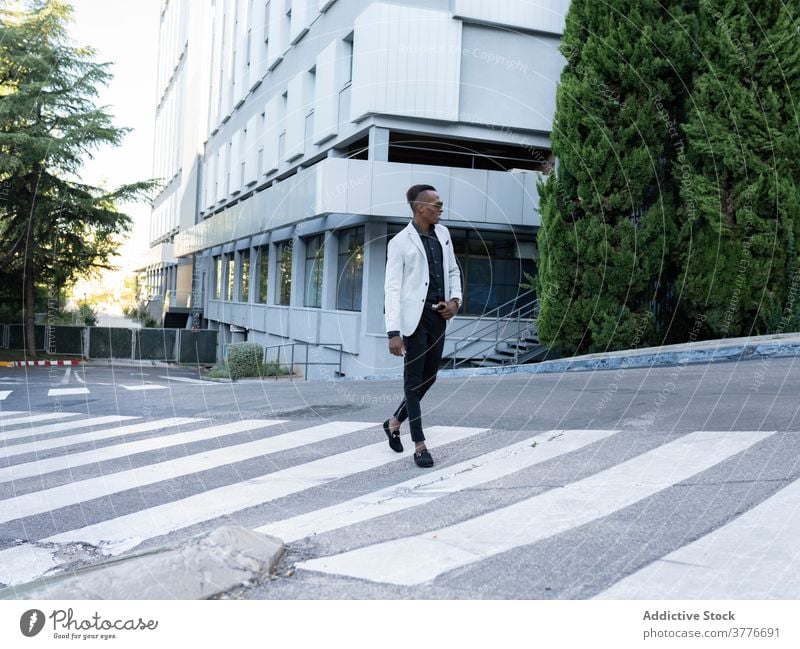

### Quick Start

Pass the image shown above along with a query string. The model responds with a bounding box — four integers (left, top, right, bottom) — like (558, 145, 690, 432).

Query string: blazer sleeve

(445, 233, 463, 302)
(384, 238, 403, 334)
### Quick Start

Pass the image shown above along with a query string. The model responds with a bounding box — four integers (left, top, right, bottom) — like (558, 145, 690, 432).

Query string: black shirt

(414, 222, 445, 303)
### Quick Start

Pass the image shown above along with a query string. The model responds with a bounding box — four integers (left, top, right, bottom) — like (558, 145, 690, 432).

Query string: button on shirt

(414, 222, 445, 303)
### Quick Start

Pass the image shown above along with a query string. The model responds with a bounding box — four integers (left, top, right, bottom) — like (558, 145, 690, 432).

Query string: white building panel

(248, 0, 266, 89)
(230, 132, 241, 193)
(265, 0, 286, 70)
(351, 3, 461, 123)
(222, 0, 236, 118)
(289, 0, 314, 44)
(284, 70, 312, 162)
(262, 95, 281, 174)
(215, 146, 226, 203)
(318, 0, 336, 11)
(312, 39, 348, 144)
(244, 115, 259, 185)
(453, 0, 569, 35)
(459, 25, 564, 133)
(233, 8, 248, 106)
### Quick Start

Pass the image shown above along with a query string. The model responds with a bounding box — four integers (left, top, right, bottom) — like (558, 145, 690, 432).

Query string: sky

(67, 0, 161, 271)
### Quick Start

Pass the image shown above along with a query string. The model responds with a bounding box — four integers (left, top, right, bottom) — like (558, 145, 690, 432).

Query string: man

(383, 184, 462, 468)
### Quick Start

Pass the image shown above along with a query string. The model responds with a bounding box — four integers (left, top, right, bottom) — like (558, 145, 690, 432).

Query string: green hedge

(227, 342, 263, 381)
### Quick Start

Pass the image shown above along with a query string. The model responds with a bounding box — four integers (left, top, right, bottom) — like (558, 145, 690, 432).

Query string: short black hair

(406, 184, 437, 208)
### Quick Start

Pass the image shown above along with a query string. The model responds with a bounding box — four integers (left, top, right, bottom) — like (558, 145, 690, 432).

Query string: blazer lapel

(406, 222, 425, 256)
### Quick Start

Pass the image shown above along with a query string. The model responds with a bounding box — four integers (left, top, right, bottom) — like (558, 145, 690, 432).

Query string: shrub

(227, 342, 263, 381)
(76, 302, 98, 327)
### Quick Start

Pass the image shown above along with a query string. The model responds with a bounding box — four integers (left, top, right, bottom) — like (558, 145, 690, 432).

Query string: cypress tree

(675, 1, 800, 338)
(537, 0, 694, 354)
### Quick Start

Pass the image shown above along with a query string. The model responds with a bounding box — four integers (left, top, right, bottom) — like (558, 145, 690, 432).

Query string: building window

(222, 254, 235, 301)
(214, 256, 223, 299)
(336, 226, 364, 311)
(303, 234, 324, 308)
(257, 244, 269, 303)
(239, 250, 250, 302)
(451, 230, 536, 316)
(276, 240, 293, 305)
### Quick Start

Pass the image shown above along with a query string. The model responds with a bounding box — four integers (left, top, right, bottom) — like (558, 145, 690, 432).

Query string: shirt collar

(412, 221, 436, 236)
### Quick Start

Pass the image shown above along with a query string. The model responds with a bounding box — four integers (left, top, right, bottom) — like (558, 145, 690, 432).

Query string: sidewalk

(434, 331, 800, 379)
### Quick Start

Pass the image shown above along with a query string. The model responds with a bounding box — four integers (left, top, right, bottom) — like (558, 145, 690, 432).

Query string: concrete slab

(3, 526, 284, 600)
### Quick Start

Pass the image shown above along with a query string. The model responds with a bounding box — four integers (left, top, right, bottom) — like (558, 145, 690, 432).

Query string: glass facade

(277, 240, 293, 305)
(336, 226, 364, 311)
(257, 245, 269, 303)
(303, 234, 324, 308)
(239, 250, 250, 302)
(451, 230, 535, 316)
(214, 256, 222, 299)
(226, 254, 235, 301)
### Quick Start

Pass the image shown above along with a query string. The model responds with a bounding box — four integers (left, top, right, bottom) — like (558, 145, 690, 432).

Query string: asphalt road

(0, 355, 798, 599)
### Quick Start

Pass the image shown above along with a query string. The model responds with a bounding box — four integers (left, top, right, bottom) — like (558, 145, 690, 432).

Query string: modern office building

(142, 0, 569, 377)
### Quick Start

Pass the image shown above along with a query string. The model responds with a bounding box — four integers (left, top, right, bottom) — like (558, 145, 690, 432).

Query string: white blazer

(384, 221, 463, 336)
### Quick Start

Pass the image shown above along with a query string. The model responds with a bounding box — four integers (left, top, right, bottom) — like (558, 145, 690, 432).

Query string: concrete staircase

(469, 332, 557, 368)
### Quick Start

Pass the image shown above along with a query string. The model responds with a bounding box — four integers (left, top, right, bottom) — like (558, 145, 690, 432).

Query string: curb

(353, 335, 800, 382)
(0, 360, 81, 368)
(2, 526, 284, 600)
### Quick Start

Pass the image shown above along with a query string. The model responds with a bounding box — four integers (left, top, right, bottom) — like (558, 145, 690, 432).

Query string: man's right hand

(388, 336, 406, 357)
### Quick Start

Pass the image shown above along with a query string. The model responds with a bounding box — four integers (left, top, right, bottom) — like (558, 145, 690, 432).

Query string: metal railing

(446, 291, 540, 369)
(263, 343, 343, 381)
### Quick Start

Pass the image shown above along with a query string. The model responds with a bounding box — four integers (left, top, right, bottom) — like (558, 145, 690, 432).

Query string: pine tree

(0, 0, 153, 355)
(537, 0, 694, 354)
(675, 0, 800, 338)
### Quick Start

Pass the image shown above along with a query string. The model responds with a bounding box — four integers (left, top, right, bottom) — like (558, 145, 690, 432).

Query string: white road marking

(259, 429, 620, 543)
(120, 384, 168, 391)
(296, 430, 775, 586)
(158, 375, 220, 384)
(0, 419, 289, 483)
(595, 475, 800, 599)
(44, 425, 485, 558)
(0, 417, 194, 460)
(1, 415, 139, 445)
(0, 410, 24, 416)
(0, 420, 378, 524)
(47, 388, 89, 397)
(0, 391, 10, 401)
(74, 372, 85, 384)
(0, 412, 81, 427)
(59, 367, 71, 384)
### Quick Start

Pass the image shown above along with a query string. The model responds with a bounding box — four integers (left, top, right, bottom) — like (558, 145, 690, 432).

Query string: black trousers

(392, 306, 447, 442)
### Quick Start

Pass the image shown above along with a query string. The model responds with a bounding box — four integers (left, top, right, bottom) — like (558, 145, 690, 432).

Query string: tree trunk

(23, 202, 37, 359)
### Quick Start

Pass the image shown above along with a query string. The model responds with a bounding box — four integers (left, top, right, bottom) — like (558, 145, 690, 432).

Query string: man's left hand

(436, 299, 459, 320)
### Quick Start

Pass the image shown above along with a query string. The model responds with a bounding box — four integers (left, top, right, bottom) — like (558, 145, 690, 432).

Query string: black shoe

(383, 420, 403, 453)
(414, 448, 434, 468)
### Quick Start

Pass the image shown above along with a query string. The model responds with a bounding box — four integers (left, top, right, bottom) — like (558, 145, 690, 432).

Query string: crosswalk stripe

(0, 411, 25, 417)
(1, 417, 195, 460)
(295, 430, 775, 586)
(47, 388, 90, 396)
(594, 475, 800, 599)
(0, 419, 289, 483)
(0, 391, 10, 400)
(259, 429, 621, 543)
(0, 420, 377, 524)
(0, 412, 81, 427)
(1, 415, 139, 446)
(44, 425, 485, 558)
(120, 384, 168, 391)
